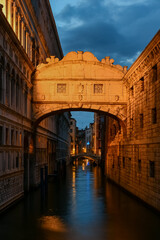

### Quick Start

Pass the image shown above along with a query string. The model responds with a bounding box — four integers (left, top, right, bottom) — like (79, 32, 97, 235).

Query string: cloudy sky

(50, 0, 160, 129)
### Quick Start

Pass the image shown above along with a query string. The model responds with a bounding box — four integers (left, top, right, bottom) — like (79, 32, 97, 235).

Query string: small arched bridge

(32, 51, 127, 126)
(71, 153, 101, 163)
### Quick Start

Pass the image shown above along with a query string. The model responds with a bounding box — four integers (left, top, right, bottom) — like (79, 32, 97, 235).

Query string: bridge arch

(72, 153, 101, 162)
(32, 51, 127, 126)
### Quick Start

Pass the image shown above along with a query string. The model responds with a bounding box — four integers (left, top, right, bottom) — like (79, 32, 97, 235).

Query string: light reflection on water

(0, 162, 160, 240)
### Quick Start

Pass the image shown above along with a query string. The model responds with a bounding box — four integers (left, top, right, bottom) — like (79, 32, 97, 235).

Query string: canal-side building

(77, 129, 86, 154)
(0, 0, 70, 211)
(85, 123, 94, 154)
(105, 30, 160, 211)
(70, 118, 77, 156)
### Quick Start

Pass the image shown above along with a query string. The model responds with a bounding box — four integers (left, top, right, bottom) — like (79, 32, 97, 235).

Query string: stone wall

(0, 172, 24, 211)
(105, 30, 160, 211)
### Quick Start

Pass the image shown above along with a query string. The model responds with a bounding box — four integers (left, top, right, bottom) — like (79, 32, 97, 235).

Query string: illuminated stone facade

(105, 30, 160, 211)
(0, 0, 70, 211)
(32, 51, 127, 123)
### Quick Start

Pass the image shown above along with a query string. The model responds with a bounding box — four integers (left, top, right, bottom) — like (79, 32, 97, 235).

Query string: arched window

(19, 78, 23, 112)
(6, 63, 10, 106)
(24, 83, 28, 116)
(16, 74, 19, 111)
(11, 69, 15, 107)
(0, 56, 4, 103)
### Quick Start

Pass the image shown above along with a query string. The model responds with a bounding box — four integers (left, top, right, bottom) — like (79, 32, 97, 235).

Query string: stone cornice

(124, 30, 160, 84)
(44, 0, 63, 59)
(0, 7, 34, 71)
(21, 0, 50, 57)
(23, 0, 63, 59)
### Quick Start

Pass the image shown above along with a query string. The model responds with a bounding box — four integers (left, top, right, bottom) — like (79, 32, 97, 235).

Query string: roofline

(125, 30, 160, 77)
(45, 0, 63, 59)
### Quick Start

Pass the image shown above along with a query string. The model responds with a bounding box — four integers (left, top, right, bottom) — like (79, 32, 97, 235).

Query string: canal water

(0, 161, 160, 240)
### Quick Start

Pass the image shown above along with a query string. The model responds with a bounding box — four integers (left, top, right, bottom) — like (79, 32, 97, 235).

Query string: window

(130, 86, 134, 97)
(20, 132, 22, 146)
(11, 70, 15, 107)
(16, 80, 19, 110)
(123, 157, 125, 168)
(152, 108, 157, 124)
(152, 64, 157, 82)
(140, 114, 143, 128)
(8, 152, 11, 170)
(112, 156, 114, 169)
(16, 131, 18, 145)
(6, 128, 9, 145)
(94, 84, 103, 94)
(11, 129, 14, 145)
(138, 159, 141, 173)
(0, 152, 3, 172)
(16, 154, 19, 168)
(140, 77, 144, 92)
(6, 65, 10, 106)
(118, 156, 121, 167)
(0, 59, 3, 103)
(149, 161, 155, 178)
(0, 126, 3, 145)
(130, 118, 133, 129)
(57, 84, 66, 93)
(2, 153, 5, 172)
(128, 158, 131, 173)
(24, 89, 28, 116)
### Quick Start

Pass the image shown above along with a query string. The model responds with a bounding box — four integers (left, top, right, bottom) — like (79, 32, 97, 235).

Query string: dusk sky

(50, 0, 160, 129)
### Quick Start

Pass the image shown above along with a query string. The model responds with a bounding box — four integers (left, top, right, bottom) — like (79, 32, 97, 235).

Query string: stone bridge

(32, 51, 127, 125)
(71, 153, 101, 163)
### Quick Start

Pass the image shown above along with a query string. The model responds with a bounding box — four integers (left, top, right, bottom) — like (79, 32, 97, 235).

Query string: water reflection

(38, 216, 67, 232)
(0, 163, 160, 240)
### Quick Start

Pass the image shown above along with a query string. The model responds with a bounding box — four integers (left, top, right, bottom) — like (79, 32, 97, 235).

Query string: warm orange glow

(82, 147, 86, 153)
(72, 166, 76, 207)
(82, 162, 85, 171)
(38, 216, 67, 232)
(19, 133, 22, 146)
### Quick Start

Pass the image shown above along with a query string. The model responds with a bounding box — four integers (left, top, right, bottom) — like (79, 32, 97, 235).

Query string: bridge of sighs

(32, 51, 127, 126)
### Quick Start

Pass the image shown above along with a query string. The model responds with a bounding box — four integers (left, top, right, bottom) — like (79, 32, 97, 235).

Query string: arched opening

(0, 56, 4, 103)
(28, 107, 126, 190)
(6, 63, 10, 106)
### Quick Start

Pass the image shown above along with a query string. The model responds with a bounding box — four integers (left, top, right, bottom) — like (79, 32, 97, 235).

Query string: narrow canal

(0, 161, 160, 240)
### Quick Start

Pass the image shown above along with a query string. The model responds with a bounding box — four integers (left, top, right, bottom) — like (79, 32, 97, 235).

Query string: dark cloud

(54, 0, 160, 66)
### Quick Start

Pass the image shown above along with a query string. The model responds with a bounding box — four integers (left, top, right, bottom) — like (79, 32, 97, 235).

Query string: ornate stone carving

(115, 95, 119, 101)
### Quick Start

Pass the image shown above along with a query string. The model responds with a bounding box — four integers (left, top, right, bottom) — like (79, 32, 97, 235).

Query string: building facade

(85, 123, 94, 154)
(0, 0, 70, 211)
(70, 118, 77, 156)
(105, 31, 160, 211)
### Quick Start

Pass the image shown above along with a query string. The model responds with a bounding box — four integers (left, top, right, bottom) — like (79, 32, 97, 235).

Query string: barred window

(94, 84, 103, 94)
(11, 129, 14, 145)
(152, 64, 157, 83)
(123, 157, 125, 168)
(140, 77, 144, 92)
(130, 86, 134, 97)
(152, 108, 157, 124)
(0, 126, 3, 145)
(57, 84, 66, 93)
(150, 161, 155, 178)
(138, 159, 141, 173)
